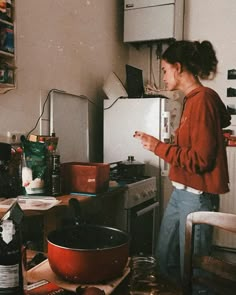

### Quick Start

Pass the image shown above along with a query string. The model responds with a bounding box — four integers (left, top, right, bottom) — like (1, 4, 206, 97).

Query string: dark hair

(162, 40, 218, 79)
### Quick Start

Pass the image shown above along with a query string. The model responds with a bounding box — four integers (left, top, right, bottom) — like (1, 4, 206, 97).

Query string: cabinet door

(124, 4, 175, 42)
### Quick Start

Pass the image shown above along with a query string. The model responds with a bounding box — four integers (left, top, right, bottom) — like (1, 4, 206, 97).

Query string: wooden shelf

(0, 83, 15, 93)
(0, 82, 14, 87)
(0, 49, 14, 58)
(0, 18, 13, 26)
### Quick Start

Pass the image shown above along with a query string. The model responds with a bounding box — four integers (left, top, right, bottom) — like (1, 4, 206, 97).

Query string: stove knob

(134, 194, 140, 201)
(148, 190, 155, 196)
(142, 192, 148, 198)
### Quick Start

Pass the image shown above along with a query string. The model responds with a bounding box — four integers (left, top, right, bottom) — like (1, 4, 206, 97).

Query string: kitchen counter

(0, 186, 127, 251)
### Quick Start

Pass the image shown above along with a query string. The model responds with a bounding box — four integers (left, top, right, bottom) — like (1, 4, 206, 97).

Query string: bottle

(0, 158, 10, 197)
(0, 142, 20, 197)
(0, 202, 24, 295)
(48, 149, 61, 196)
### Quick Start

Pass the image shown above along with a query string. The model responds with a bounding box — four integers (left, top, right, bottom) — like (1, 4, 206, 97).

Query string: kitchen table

(0, 186, 126, 251)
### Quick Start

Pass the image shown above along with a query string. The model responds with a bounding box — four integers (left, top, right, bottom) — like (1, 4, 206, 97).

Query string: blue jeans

(156, 188, 218, 294)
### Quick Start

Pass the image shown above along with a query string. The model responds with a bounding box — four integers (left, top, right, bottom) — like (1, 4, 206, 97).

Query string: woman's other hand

(133, 131, 159, 152)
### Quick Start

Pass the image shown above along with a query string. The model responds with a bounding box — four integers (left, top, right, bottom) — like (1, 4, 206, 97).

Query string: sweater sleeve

(154, 91, 220, 174)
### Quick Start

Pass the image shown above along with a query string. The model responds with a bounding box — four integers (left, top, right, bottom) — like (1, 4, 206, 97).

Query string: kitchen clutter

(0, 134, 60, 198)
(24, 134, 60, 196)
(0, 132, 112, 197)
(21, 136, 48, 196)
(20, 135, 61, 196)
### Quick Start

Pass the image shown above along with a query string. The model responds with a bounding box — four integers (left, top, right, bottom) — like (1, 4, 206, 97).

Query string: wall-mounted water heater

(124, 0, 185, 43)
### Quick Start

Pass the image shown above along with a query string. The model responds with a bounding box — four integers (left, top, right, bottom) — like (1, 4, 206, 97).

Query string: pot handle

(69, 198, 83, 226)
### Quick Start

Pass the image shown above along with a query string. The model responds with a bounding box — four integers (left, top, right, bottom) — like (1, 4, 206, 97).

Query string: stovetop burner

(109, 170, 151, 185)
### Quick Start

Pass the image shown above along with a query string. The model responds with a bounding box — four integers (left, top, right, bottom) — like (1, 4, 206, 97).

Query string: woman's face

(161, 59, 180, 91)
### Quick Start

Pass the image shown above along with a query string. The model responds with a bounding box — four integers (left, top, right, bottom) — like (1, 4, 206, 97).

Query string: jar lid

(0, 142, 11, 161)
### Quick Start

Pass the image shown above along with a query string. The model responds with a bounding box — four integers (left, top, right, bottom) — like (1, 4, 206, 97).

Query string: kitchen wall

(0, 0, 129, 162)
(185, 0, 236, 133)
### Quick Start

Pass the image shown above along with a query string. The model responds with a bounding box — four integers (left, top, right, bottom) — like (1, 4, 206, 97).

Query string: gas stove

(110, 168, 158, 209)
(114, 175, 159, 255)
(123, 176, 157, 209)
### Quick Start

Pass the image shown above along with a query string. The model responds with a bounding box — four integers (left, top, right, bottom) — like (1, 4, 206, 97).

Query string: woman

(134, 40, 231, 293)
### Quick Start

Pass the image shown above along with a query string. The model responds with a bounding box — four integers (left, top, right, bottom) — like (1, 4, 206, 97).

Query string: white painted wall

(184, 0, 236, 133)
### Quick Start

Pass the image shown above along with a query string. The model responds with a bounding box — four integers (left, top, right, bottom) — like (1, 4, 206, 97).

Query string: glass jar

(129, 256, 159, 295)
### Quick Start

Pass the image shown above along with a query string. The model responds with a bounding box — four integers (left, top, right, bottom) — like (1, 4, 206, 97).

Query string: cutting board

(27, 259, 130, 294)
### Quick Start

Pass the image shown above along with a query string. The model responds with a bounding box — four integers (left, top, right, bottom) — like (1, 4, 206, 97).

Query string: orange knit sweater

(155, 86, 231, 194)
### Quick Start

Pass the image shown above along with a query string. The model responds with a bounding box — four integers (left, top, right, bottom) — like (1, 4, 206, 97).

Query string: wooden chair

(183, 211, 236, 295)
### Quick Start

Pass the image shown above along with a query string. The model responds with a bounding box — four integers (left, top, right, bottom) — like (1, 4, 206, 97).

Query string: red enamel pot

(47, 198, 130, 283)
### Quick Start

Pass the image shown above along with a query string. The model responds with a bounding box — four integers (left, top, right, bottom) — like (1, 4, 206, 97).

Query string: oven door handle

(136, 201, 159, 217)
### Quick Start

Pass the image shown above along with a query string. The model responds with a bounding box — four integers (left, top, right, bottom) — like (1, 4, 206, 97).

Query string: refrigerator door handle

(161, 111, 171, 142)
(161, 110, 171, 176)
(161, 158, 169, 176)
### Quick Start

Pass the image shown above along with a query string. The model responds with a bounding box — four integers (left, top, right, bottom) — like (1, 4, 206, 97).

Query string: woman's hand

(133, 131, 160, 152)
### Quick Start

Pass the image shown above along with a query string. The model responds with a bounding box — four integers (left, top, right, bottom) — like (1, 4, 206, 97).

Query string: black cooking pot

(118, 156, 145, 177)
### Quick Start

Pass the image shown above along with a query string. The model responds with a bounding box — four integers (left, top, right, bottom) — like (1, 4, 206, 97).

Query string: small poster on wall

(227, 87, 236, 97)
(227, 69, 236, 79)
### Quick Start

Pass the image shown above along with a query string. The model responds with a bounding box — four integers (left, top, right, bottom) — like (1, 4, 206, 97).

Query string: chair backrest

(183, 211, 236, 295)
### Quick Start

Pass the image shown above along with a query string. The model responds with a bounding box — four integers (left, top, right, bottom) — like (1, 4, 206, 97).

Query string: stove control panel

(124, 176, 158, 209)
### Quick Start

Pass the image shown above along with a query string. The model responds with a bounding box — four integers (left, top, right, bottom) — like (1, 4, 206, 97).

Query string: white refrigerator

(103, 95, 183, 177)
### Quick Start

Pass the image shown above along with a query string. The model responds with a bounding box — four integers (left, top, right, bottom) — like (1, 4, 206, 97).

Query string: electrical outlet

(6, 131, 26, 144)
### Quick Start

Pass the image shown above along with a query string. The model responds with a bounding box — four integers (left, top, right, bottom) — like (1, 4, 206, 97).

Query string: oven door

(127, 198, 159, 255)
